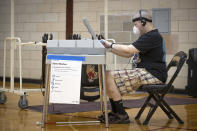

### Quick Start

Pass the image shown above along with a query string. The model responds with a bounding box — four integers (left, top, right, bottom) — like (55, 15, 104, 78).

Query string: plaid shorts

(114, 68, 162, 94)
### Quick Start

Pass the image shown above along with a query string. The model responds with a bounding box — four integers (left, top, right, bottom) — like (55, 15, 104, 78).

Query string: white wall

(0, 0, 197, 90)
(0, 0, 66, 79)
(73, 0, 197, 90)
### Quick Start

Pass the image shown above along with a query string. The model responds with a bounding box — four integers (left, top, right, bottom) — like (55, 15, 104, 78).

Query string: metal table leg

(41, 64, 51, 128)
(102, 65, 109, 128)
(98, 65, 104, 113)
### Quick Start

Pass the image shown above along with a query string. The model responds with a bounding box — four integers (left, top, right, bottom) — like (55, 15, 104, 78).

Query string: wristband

(100, 40, 103, 44)
(110, 43, 116, 48)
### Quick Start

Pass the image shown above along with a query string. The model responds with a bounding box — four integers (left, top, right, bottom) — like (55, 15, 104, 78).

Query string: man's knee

(105, 70, 115, 79)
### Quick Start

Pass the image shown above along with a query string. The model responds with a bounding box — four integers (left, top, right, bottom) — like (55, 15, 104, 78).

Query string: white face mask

(133, 26, 140, 35)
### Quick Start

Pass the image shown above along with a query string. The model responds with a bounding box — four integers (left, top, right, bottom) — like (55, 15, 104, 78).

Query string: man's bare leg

(103, 71, 130, 124)
(105, 71, 122, 101)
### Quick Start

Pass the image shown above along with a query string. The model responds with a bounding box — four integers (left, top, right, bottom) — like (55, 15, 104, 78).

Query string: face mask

(133, 26, 140, 35)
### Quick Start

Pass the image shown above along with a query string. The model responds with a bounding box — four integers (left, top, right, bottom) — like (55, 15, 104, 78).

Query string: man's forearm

(110, 48, 132, 58)
(110, 44, 138, 57)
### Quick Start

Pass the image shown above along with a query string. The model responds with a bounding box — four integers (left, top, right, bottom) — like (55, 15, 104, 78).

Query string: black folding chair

(135, 51, 187, 125)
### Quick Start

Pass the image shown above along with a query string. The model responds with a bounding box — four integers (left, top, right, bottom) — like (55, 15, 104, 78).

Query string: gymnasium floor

(0, 83, 197, 131)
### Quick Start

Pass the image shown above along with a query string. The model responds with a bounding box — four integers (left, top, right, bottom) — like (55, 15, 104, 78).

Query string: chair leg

(143, 104, 158, 125)
(143, 94, 173, 125)
(161, 99, 184, 124)
(153, 94, 173, 119)
(135, 95, 152, 120)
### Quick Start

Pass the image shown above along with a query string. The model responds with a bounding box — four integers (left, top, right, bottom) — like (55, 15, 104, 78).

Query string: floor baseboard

(0, 77, 41, 84)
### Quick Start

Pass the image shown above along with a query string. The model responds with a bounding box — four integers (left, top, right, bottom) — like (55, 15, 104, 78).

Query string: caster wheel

(18, 95, 28, 109)
(0, 92, 7, 104)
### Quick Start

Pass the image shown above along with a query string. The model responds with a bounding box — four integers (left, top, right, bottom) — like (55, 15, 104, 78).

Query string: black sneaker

(97, 112, 116, 122)
(103, 113, 130, 124)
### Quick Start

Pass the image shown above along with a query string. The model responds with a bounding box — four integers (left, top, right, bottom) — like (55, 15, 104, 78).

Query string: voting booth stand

(41, 18, 111, 128)
(41, 40, 109, 127)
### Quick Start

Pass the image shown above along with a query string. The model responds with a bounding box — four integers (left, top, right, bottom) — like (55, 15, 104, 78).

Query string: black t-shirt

(132, 29, 167, 83)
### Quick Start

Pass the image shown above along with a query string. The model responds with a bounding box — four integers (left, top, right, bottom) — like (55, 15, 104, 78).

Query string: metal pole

(104, 0, 108, 39)
(37, 121, 100, 125)
(98, 65, 104, 113)
(19, 44, 22, 91)
(11, 0, 14, 37)
(104, 0, 116, 70)
(104, 2, 109, 126)
(3, 39, 7, 89)
(41, 64, 50, 128)
(10, 0, 15, 91)
(102, 65, 109, 128)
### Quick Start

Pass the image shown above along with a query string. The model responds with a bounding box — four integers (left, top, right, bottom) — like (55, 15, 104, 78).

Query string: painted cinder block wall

(73, 0, 197, 90)
(0, 0, 197, 90)
(0, 0, 66, 79)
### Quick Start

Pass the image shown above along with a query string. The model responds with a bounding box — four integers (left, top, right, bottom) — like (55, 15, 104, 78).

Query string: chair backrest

(166, 51, 187, 88)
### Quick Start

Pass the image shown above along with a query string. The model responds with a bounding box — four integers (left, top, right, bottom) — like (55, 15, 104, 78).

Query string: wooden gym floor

(0, 83, 197, 131)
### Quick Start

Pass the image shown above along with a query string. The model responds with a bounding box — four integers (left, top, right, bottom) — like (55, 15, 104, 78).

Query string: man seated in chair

(99, 10, 167, 124)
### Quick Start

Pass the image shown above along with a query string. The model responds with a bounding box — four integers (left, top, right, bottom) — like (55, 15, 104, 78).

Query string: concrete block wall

(73, 0, 104, 38)
(73, 0, 197, 90)
(100, 14, 136, 70)
(0, 0, 66, 79)
(0, 0, 197, 90)
(0, 0, 11, 79)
